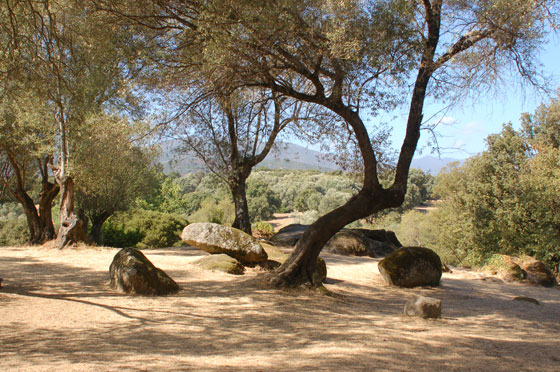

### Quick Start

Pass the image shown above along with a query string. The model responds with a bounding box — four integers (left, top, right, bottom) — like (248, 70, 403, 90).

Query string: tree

(2, 0, 145, 248)
(171, 89, 304, 234)
(0, 2, 60, 244)
(433, 98, 560, 272)
(73, 114, 158, 244)
(100, 0, 557, 286)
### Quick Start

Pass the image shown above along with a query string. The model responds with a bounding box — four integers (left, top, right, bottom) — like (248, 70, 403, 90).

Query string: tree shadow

(1, 247, 559, 371)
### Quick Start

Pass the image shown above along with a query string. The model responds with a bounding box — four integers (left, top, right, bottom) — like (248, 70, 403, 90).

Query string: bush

(252, 221, 274, 239)
(0, 218, 29, 246)
(188, 197, 234, 225)
(102, 209, 189, 248)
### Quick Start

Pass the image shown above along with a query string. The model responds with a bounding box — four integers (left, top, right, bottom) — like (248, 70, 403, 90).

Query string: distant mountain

(161, 140, 462, 175)
(258, 143, 339, 171)
(160, 141, 339, 174)
(411, 156, 464, 175)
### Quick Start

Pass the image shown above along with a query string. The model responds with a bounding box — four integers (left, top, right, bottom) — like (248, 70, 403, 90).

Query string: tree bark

(230, 177, 252, 235)
(57, 176, 87, 249)
(267, 2, 444, 288)
(16, 190, 42, 244)
(38, 180, 59, 241)
(89, 211, 111, 245)
(269, 187, 402, 287)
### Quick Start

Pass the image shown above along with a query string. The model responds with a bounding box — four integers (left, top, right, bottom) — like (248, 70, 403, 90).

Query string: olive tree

(101, 0, 558, 286)
(2, 0, 144, 248)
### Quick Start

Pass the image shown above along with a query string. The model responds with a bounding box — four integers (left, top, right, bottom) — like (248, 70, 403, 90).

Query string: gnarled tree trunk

(38, 180, 59, 241)
(16, 190, 42, 244)
(57, 176, 87, 249)
(89, 211, 111, 245)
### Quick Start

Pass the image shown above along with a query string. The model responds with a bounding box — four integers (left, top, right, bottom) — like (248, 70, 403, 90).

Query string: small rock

(503, 262, 527, 283)
(513, 296, 540, 305)
(404, 296, 442, 318)
(0, 277, 3, 288)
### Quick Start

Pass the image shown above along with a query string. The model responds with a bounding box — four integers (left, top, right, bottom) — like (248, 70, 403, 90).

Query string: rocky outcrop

(193, 254, 245, 275)
(404, 296, 442, 318)
(182, 223, 268, 264)
(109, 248, 179, 295)
(501, 255, 557, 287)
(323, 229, 400, 258)
(520, 258, 557, 287)
(270, 224, 308, 246)
(378, 247, 442, 288)
(270, 224, 400, 258)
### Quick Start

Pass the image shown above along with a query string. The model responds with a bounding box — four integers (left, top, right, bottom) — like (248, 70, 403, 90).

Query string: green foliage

(0, 202, 25, 220)
(188, 197, 235, 225)
(75, 114, 158, 222)
(102, 210, 189, 248)
(251, 221, 274, 239)
(247, 178, 281, 221)
(430, 95, 560, 269)
(0, 218, 29, 246)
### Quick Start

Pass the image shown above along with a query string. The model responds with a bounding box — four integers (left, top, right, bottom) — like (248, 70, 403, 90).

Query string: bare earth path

(1, 245, 559, 372)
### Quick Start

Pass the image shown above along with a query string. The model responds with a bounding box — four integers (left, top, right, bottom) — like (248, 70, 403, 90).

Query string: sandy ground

(264, 212, 301, 231)
(1, 245, 559, 372)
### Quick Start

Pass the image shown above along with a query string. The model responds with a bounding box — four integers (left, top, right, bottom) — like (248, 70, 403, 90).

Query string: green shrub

(102, 209, 189, 248)
(252, 221, 274, 239)
(188, 197, 234, 225)
(0, 218, 29, 246)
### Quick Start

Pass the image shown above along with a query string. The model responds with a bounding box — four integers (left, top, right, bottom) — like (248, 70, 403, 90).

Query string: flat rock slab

(270, 224, 400, 258)
(109, 248, 179, 296)
(404, 296, 442, 318)
(182, 222, 267, 264)
(193, 254, 245, 275)
(513, 296, 540, 305)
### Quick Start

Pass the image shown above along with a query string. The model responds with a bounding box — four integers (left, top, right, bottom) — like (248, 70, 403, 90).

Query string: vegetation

(379, 95, 560, 276)
(102, 210, 188, 249)
(0, 1, 558, 286)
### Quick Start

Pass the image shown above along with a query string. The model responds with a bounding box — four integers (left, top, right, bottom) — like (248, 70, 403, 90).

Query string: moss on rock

(378, 247, 442, 288)
(193, 254, 245, 275)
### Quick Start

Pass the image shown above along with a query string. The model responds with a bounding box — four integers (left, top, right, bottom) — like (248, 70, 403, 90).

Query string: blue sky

(389, 36, 560, 160)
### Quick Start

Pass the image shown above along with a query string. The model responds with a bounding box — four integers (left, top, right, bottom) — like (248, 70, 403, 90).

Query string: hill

(160, 141, 339, 174)
(161, 140, 462, 175)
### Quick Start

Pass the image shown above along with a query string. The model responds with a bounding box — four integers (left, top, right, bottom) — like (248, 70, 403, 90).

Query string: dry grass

(1, 244, 559, 372)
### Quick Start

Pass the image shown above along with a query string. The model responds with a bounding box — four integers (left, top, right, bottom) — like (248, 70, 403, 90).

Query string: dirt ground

(265, 212, 301, 231)
(1, 244, 559, 372)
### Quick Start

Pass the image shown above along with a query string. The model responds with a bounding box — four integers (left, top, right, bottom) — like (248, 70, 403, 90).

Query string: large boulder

(323, 229, 400, 258)
(500, 255, 557, 287)
(270, 224, 308, 246)
(182, 222, 267, 264)
(520, 258, 557, 287)
(109, 248, 179, 295)
(270, 224, 400, 258)
(193, 254, 245, 275)
(378, 247, 442, 288)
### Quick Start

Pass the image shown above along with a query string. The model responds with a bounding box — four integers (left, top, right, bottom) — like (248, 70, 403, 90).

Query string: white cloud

(439, 116, 457, 125)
